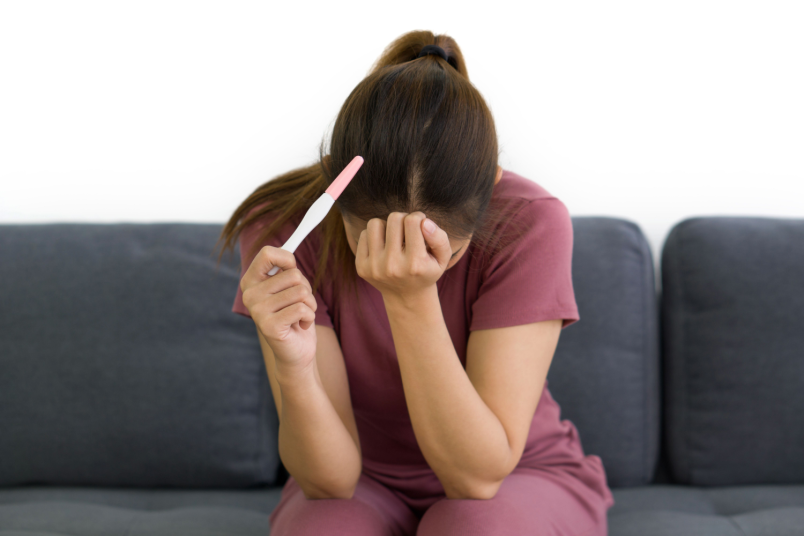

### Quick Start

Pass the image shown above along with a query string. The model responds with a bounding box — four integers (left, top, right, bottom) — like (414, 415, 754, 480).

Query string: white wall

(1, 0, 802, 277)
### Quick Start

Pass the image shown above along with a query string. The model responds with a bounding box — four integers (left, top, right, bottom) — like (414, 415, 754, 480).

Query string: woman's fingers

(265, 266, 312, 296)
(240, 245, 296, 294)
(277, 302, 316, 333)
(354, 211, 450, 286)
(385, 212, 407, 255)
(356, 228, 368, 268)
(241, 256, 316, 325)
(246, 266, 312, 310)
(419, 215, 452, 269)
(366, 217, 386, 258)
(261, 279, 317, 315)
(249, 278, 318, 337)
(403, 212, 428, 261)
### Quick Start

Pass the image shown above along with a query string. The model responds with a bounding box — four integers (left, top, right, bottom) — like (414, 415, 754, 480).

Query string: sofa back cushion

(0, 224, 279, 487)
(547, 217, 661, 488)
(661, 217, 804, 485)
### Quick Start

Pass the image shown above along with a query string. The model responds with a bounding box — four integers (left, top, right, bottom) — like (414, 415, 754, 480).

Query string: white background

(1, 1, 802, 274)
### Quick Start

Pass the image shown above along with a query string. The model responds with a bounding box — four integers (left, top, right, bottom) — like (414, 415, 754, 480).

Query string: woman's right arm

(240, 244, 361, 499)
(257, 325, 362, 499)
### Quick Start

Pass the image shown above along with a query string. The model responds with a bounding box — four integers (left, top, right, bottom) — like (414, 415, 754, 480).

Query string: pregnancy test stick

(267, 155, 364, 276)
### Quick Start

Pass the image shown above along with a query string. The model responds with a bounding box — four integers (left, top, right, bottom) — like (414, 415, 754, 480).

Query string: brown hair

(215, 29, 523, 314)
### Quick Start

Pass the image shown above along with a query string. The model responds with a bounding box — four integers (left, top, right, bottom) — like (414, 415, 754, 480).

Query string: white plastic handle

(267, 192, 335, 276)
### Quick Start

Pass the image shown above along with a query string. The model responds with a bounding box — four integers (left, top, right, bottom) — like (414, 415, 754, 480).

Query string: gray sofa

(0, 216, 802, 536)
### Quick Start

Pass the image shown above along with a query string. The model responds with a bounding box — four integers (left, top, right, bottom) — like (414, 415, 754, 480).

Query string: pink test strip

(326, 155, 364, 200)
(266, 155, 364, 276)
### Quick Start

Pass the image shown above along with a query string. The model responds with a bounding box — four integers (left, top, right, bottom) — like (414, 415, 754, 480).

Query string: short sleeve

(470, 198, 580, 331)
(231, 210, 334, 329)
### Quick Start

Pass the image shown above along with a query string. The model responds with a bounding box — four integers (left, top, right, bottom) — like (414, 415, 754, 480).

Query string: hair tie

(417, 44, 449, 63)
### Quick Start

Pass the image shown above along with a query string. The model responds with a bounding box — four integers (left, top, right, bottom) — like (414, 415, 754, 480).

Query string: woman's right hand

(240, 245, 318, 378)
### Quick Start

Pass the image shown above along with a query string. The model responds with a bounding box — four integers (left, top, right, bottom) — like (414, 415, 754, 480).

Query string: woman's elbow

(299, 478, 359, 500)
(444, 477, 504, 500)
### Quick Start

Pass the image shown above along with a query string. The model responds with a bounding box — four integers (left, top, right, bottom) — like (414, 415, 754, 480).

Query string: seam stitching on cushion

(726, 514, 750, 536)
(637, 221, 649, 485)
(122, 508, 135, 536)
(676, 220, 689, 484)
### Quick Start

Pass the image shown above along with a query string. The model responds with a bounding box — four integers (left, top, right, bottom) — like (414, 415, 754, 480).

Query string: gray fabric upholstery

(0, 486, 282, 536)
(661, 217, 804, 486)
(547, 217, 661, 488)
(609, 484, 804, 536)
(2, 483, 803, 536)
(0, 224, 280, 488)
(2, 216, 803, 535)
(0, 485, 283, 515)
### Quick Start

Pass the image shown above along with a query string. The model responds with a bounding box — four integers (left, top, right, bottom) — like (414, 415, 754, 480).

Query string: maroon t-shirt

(232, 169, 613, 512)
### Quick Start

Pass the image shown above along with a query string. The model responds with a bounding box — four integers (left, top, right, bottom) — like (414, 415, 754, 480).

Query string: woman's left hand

(355, 211, 452, 301)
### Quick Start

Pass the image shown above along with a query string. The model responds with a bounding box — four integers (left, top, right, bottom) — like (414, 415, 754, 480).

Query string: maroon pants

(268, 466, 610, 536)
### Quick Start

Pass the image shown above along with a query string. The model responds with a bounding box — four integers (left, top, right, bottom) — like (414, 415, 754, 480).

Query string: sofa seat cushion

(2, 484, 804, 535)
(609, 484, 804, 536)
(0, 486, 283, 536)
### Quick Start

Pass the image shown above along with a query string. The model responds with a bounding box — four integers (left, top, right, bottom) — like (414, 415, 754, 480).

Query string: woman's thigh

(269, 473, 419, 536)
(416, 466, 609, 536)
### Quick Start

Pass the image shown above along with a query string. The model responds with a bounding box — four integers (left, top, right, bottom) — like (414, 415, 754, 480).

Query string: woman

(218, 30, 614, 536)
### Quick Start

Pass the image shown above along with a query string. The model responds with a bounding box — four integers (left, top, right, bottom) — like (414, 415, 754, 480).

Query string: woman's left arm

(356, 211, 563, 500)
(384, 290, 562, 500)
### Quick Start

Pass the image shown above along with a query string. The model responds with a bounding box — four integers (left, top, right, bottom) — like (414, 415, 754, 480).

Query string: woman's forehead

(344, 212, 428, 226)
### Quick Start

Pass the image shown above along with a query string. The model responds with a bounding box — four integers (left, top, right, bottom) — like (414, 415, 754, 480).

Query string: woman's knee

(416, 469, 608, 536)
(271, 496, 393, 536)
(269, 475, 415, 536)
(416, 494, 529, 536)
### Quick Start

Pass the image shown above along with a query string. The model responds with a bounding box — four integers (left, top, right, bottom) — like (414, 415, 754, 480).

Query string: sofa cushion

(3, 484, 802, 536)
(546, 217, 661, 488)
(0, 224, 279, 487)
(608, 484, 804, 536)
(0, 485, 283, 536)
(661, 217, 804, 486)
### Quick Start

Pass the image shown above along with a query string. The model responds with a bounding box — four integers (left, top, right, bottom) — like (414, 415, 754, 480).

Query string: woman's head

(323, 30, 500, 244)
(341, 165, 503, 270)
(218, 30, 509, 305)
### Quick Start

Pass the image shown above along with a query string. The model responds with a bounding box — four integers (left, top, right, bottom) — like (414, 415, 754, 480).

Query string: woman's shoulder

(468, 170, 580, 331)
(487, 169, 572, 238)
(493, 169, 559, 204)
(470, 169, 574, 260)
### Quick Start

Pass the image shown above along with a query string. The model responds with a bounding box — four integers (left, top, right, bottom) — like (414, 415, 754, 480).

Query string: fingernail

(424, 219, 436, 234)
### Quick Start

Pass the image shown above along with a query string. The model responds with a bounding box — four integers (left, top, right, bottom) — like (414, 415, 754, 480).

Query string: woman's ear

(494, 165, 503, 185)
